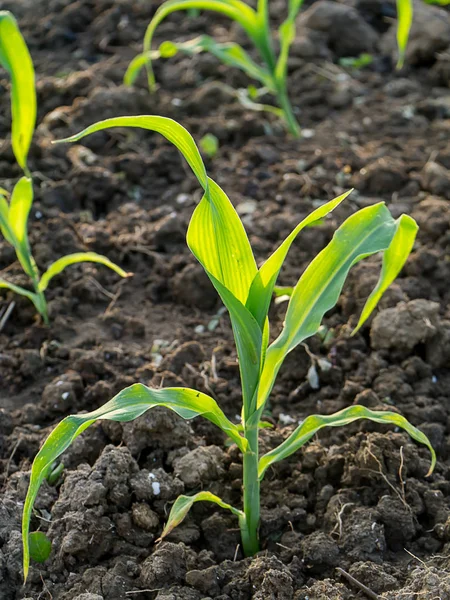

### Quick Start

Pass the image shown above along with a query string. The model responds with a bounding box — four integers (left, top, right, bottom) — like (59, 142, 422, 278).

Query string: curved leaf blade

(22, 383, 246, 580)
(159, 491, 244, 541)
(137, 0, 259, 89)
(259, 405, 436, 479)
(38, 252, 131, 293)
(353, 214, 418, 334)
(246, 190, 351, 329)
(0, 277, 37, 303)
(56, 116, 209, 192)
(0, 11, 36, 172)
(257, 203, 404, 408)
(187, 179, 257, 304)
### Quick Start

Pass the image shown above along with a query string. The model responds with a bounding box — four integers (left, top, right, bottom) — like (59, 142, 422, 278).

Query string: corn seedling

(22, 116, 435, 579)
(396, 0, 450, 68)
(0, 12, 130, 322)
(199, 132, 219, 158)
(124, 0, 304, 136)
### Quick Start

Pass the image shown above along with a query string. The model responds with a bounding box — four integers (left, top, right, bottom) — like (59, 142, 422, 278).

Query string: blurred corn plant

(22, 116, 436, 579)
(396, 0, 450, 68)
(124, 0, 305, 136)
(0, 12, 130, 322)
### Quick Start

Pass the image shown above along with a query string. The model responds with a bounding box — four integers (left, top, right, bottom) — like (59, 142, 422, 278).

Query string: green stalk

(241, 423, 260, 556)
(276, 81, 300, 137)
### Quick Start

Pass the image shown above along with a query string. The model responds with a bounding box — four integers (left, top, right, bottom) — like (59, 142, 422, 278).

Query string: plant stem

(241, 424, 260, 556)
(276, 82, 300, 137)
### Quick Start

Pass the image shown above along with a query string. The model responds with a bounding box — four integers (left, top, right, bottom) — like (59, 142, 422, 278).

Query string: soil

(1, 0, 450, 599)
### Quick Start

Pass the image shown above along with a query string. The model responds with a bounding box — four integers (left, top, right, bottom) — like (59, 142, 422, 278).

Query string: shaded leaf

(22, 384, 246, 580)
(29, 532, 51, 564)
(259, 405, 436, 479)
(159, 491, 244, 540)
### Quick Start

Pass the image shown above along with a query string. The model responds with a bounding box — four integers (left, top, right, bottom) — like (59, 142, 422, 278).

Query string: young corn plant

(124, 0, 304, 136)
(22, 116, 435, 579)
(0, 11, 130, 323)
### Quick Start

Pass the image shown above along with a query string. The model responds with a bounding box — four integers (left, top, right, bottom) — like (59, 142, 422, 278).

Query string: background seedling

(199, 133, 219, 159)
(22, 116, 435, 579)
(0, 12, 130, 322)
(124, 1, 305, 136)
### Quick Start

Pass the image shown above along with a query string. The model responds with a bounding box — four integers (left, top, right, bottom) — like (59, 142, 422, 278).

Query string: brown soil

(1, 1, 450, 599)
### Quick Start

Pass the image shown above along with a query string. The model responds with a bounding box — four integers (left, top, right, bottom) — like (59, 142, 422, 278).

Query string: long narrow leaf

(353, 214, 418, 334)
(151, 35, 272, 88)
(0, 277, 37, 304)
(257, 204, 412, 408)
(159, 491, 244, 540)
(259, 405, 436, 479)
(187, 180, 260, 414)
(187, 179, 257, 304)
(8, 176, 33, 246)
(396, 0, 413, 68)
(38, 252, 131, 293)
(0, 11, 36, 172)
(22, 383, 246, 580)
(274, 0, 304, 85)
(135, 0, 259, 89)
(0, 193, 14, 245)
(246, 190, 351, 330)
(56, 116, 209, 192)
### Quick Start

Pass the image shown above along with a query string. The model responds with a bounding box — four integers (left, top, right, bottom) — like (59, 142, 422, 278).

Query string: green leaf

(259, 405, 436, 479)
(136, 0, 259, 89)
(7, 177, 39, 282)
(56, 116, 209, 192)
(187, 178, 257, 305)
(246, 191, 351, 330)
(0, 194, 14, 245)
(353, 214, 418, 334)
(0, 11, 36, 172)
(200, 132, 219, 159)
(257, 203, 413, 408)
(396, 0, 413, 69)
(187, 179, 261, 415)
(0, 277, 37, 304)
(275, 0, 304, 85)
(22, 383, 246, 580)
(29, 531, 51, 564)
(38, 252, 131, 292)
(123, 50, 161, 86)
(8, 176, 33, 246)
(159, 491, 244, 540)
(153, 35, 272, 88)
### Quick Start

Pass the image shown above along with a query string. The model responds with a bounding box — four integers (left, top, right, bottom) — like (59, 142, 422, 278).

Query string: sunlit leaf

(353, 214, 418, 334)
(246, 190, 351, 330)
(38, 252, 131, 292)
(0, 11, 36, 172)
(259, 404, 436, 478)
(138, 0, 259, 88)
(396, 0, 413, 68)
(257, 203, 414, 408)
(56, 116, 209, 192)
(22, 383, 246, 580)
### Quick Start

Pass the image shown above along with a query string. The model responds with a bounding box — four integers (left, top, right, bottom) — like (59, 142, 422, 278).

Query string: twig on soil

(38, 574, 53, 599)
(87, 275, 116, 300)
(104, 278, 127, 315)
(0, 300, 15, 331)
(364, 445, 409, 509)
(336, 567, 380, 600)
(233, 543, 240, 562)
(125, 589, 163, 595)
